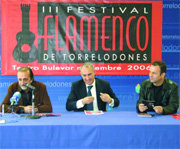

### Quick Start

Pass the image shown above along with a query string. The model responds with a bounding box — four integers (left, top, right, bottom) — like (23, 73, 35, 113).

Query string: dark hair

(18, 67, 34, 80)
(152, 61, 167, 74)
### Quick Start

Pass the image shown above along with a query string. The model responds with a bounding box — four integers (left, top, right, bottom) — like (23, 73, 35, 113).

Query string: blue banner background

(0, 0, 179, 112)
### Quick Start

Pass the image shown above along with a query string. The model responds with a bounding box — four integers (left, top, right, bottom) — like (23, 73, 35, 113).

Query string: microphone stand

(8, 102, 15, 113)
(25, 89, 40, 119)
(31, 89, 35, 116)
(23, 89, 40, 119)
(11, 105, 15, 113)
(22, 85, 40, 119)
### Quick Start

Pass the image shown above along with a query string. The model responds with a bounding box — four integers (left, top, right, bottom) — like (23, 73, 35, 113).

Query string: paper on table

(84, 110, 104, 115)
(138, 113, 154, 117)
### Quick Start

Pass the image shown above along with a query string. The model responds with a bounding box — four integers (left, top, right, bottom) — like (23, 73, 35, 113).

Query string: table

(0, 112, 180, 149)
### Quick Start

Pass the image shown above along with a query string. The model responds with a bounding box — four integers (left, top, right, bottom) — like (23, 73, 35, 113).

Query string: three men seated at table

(0, 61, 179, 115)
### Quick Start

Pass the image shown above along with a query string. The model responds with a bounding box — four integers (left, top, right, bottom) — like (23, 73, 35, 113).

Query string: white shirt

(76, 80, 98, 111)
(76, 80, 114, 111)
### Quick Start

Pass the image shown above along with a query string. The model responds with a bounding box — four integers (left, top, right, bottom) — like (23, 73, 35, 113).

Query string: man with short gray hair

(66, 62, 119, 111)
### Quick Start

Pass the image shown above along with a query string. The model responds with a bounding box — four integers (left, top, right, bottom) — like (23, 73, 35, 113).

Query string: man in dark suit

(66, 62, 119, 111)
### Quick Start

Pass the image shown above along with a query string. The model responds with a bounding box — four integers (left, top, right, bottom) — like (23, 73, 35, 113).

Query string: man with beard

(0, 67, 52, 113)
(137, 61, 179, 115)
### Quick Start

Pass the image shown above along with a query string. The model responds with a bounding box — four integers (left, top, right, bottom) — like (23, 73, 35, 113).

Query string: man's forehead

(81, 72, 92, 75)
(150, 65, 160, 72)
(17, 71, 30, 77)
(151, 65, 160, 69)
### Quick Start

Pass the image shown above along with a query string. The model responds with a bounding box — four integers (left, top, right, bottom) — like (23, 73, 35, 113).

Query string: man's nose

(22, 80, 26, 85)
(85, 76, 89, 80)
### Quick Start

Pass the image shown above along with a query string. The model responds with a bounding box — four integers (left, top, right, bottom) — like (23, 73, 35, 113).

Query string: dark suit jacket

(0, 81, 52, 113)
(66, 78, 119, 111)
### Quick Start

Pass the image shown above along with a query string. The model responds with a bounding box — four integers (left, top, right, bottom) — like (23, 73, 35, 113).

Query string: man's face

(17, 71, 32, 90)
(149, 65, 164, 85)
(80, 66, 95, 85)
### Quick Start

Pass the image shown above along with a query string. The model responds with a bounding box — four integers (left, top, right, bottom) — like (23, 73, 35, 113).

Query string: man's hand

(24, 106, 38, 113)
(100, 93, 112, 103)
(153, 106, 163, 114)
(82, 96, 94, 105)
(139, 104, 148, 112)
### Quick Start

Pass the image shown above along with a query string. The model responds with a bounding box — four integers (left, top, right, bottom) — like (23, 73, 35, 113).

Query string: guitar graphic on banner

(13, 4, 37, 63)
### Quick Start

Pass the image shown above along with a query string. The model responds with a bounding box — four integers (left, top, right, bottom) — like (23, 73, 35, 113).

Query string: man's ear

(93, 70, 96, 75)
(30, 79, 33, 84)
(161, 72, 166, 78)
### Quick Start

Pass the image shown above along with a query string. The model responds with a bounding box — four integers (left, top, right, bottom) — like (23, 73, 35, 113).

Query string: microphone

(25, 83, 36, 90)
(10, 92, 21, 106)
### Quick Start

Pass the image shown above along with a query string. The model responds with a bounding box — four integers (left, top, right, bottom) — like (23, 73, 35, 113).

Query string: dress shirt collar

(85, 79, 96, 88)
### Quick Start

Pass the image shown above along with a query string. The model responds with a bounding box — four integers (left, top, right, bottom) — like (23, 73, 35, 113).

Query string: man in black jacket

(66, 62, 119, 111)
(137, 61, 179, 115)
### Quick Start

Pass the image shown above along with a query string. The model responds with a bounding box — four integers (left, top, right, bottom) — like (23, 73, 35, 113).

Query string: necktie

(86, 85, 93, 110)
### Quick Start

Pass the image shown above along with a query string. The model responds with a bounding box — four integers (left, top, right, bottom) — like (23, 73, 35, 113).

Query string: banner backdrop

(1, 0, 162, 75)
